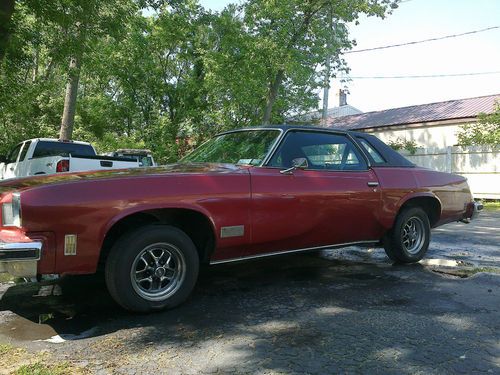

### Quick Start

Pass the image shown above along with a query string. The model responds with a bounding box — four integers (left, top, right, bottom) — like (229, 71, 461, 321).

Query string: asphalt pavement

(0, 210, 499, 374)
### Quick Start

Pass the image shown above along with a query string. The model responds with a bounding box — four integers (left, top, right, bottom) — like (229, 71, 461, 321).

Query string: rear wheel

(105, 225, 199, 312)
(383, 207, 430, 263)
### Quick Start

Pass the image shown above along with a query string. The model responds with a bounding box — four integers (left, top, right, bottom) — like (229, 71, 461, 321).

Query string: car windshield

(181, 129, 281, 166)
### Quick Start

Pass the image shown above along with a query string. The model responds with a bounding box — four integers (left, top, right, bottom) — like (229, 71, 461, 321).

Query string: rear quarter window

(358, 138, 386, 164)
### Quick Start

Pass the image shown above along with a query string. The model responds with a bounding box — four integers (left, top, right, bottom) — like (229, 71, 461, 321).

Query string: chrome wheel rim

(401, 216, 425, 255)
(130, 242, 186, 301)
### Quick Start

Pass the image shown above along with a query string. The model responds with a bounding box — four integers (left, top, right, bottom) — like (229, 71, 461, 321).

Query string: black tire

(105, 225, 199, 313)
(383, 207, 431, 263)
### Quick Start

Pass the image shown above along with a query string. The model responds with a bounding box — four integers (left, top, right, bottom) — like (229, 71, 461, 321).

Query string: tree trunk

(60, 55, 82, 140)
(262, 69, 284, 125)
(0, 0, 15, 61)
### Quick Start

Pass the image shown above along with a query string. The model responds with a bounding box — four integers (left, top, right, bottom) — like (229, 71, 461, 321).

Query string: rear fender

(382, 191, 442, 229)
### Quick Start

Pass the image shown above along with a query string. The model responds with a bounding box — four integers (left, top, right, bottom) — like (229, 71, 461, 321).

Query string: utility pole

(321, 57, 331, 126)
(321, 8, 334, 126)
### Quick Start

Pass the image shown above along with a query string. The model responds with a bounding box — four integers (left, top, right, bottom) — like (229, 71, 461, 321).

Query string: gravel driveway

(0, 210, 499, 374)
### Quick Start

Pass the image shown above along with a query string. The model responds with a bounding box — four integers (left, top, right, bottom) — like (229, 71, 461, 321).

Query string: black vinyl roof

(221, 125, 415, 168)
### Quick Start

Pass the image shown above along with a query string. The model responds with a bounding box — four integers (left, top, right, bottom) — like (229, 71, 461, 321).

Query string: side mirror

(291, 157, 308, 170)
(280, 157, 308, 175)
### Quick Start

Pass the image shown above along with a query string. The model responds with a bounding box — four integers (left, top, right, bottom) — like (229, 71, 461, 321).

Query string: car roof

(28, 138, 93, 146)
(220, 124, 365, 136)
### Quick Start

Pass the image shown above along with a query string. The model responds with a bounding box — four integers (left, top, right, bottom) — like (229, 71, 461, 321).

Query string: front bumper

(0, 240, 42, 277)
(462, 201, 483, 223)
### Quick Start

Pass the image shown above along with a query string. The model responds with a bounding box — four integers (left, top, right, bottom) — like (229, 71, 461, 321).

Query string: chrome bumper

(471, 201, 483, 220)
(461, 201, 483, 223)
(0, 241, 42, 277)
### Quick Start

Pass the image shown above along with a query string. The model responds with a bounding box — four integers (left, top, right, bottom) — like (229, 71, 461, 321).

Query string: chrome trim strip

(0, 241, 42, 261)
(257, 128, 285, 166)
(209, 240, 379, 265)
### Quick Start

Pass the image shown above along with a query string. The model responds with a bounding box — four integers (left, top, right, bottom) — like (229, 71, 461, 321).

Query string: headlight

(2, 192, 21, 227)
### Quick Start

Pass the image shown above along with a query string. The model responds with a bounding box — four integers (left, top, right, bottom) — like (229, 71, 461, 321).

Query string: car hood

(0, 163, 247, 194)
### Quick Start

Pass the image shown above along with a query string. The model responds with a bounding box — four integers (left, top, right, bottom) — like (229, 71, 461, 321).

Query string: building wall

(363, 119, 473, 148)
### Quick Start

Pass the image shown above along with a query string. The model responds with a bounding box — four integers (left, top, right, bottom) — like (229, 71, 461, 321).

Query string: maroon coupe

(0, 126, 482, 312)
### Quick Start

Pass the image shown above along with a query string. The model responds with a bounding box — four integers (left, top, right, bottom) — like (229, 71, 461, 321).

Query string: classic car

(0, 126, 482, 312)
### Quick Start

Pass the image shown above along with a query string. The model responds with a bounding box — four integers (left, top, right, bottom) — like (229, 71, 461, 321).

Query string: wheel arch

(98, 205, 217, 270)
(397, 193, 442, 228)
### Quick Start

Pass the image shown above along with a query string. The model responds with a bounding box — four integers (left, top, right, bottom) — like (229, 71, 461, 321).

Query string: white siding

(366, 122, 467, 148)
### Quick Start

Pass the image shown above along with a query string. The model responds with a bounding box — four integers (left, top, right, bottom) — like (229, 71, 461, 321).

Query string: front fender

(98, 202, 218, 250)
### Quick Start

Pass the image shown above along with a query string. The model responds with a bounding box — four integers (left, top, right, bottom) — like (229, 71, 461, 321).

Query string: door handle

(367, 181, 379, 187)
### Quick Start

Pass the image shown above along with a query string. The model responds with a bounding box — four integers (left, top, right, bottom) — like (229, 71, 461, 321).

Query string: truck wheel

(105, 225, 199, 312)
(383, 207, 430, 263)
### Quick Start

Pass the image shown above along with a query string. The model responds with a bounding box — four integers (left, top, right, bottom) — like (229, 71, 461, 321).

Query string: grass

(0, 343, 87, 375)
(0, 273, 15, 283)
(15, 362, 74, 375)
(483, 200, 500, 209)
(0, 343, 16, 355)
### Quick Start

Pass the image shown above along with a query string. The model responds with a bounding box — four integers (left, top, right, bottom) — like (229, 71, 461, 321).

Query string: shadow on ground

(1, 252, 499, 373)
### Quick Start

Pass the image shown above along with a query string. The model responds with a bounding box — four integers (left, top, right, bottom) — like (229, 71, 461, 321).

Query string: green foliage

(457, 103, 500, 146)
(387, 138, 418, 154)
(0, 0, 397, 163)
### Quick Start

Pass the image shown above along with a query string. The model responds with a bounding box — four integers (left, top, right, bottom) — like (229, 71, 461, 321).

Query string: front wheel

(105, 225, 199, 312)
(383, 207, 431, 263)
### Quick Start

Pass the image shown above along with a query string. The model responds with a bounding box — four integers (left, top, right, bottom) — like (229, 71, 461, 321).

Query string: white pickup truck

(0, 138, 140, 180)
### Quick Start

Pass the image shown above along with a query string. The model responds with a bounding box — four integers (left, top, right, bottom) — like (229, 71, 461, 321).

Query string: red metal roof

(325, 94, 500, 130)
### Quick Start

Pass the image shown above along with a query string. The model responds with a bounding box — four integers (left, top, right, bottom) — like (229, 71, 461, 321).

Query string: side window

(269, 131, 367, 171)
(19, 141, 32, 161)
(6, 143, 23, 164)
(358, 138, 386, 164)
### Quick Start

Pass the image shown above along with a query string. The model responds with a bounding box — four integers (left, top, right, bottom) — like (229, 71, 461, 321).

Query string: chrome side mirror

(291, 157, 308, 169)
(280, 157, 308, 175)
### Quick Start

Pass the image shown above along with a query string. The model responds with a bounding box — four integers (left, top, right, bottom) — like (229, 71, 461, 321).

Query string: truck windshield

(181, 130, 281, 166)
(32, 141, 96, 158)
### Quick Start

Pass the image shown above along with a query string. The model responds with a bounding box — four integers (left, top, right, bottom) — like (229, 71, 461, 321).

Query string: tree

(457, 102, 500, 146)
(0, 0, 399, 163)
(20, 0, 138, 140)
(0, 0, 15, 60)
(242, 0, 397, 124)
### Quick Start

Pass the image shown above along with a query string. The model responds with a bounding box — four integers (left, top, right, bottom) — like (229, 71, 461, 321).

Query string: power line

(347, 71, 500, 79)
(346, 26, 500, 54)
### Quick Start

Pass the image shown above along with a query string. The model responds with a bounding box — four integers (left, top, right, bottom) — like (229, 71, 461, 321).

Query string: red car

(0, 126, 482, 312)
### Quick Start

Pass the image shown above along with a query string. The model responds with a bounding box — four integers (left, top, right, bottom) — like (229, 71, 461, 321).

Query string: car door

(247, 130, 384, 256)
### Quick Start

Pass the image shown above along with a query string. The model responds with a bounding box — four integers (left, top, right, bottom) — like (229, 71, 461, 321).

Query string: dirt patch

(431, 266, 500, 278)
